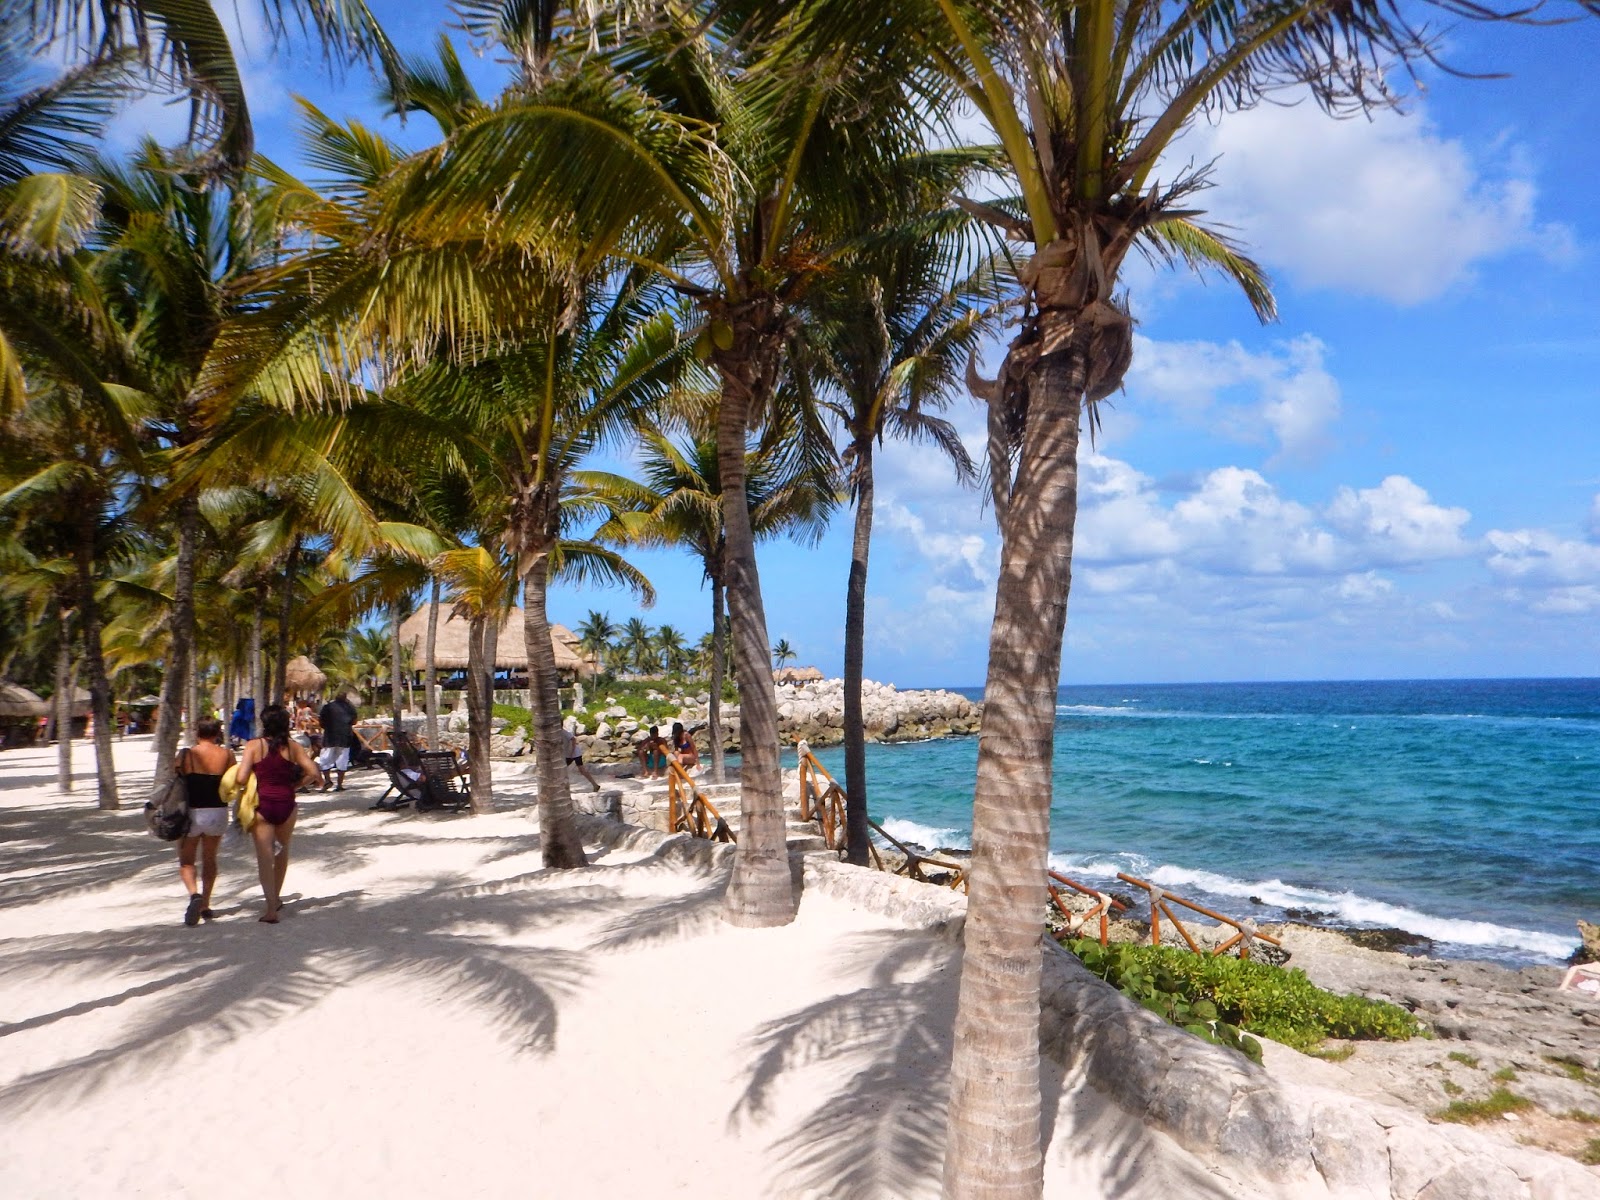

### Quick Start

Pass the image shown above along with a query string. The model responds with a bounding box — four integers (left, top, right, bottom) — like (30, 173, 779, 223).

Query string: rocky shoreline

(567, 678, 981, 763)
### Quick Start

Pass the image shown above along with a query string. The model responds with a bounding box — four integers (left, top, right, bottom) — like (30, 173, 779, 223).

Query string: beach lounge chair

(417, 751, 471, 813)
(372, 731, 428, 811)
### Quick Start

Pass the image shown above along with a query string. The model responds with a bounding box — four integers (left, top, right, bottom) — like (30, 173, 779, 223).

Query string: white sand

(0, 737, 1278, 1199)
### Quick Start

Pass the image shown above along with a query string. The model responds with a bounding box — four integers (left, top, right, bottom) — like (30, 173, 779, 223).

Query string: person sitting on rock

(636, 726, 669, 780)
(669, 721, 699, 772)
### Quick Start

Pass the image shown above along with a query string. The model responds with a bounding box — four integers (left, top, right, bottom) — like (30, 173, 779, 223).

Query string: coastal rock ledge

(569, 678, 980, 762)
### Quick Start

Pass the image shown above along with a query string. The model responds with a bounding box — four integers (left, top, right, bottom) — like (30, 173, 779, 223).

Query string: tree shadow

(0, 810, 641, 1118)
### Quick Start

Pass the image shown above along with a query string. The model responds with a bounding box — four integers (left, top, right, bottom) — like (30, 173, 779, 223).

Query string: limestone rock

(1572, 920, 1600, 965)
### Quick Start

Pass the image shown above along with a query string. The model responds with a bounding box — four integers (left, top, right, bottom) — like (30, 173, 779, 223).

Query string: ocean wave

(1048, 850, 1155, 880)
(875, 817, 969, 850)
(1143, 864, 1578, 960)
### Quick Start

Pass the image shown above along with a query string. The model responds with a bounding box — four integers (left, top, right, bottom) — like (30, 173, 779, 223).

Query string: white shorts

(186, 808, 228, 837)
(317, 746, 351, 772)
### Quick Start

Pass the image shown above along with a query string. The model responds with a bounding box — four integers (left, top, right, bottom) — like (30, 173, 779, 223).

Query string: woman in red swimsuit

(238, 704, 322, 923)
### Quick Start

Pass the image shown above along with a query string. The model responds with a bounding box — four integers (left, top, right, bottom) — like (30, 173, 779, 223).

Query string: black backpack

(144, 755, 191, 840)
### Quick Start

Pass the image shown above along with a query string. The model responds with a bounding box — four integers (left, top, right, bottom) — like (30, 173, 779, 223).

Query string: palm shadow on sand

(728, 930, 1242, 1200)
(0, 812, 671, 1117)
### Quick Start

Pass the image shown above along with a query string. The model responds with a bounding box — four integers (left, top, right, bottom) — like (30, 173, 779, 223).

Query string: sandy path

(1, 738, 1281, 1199)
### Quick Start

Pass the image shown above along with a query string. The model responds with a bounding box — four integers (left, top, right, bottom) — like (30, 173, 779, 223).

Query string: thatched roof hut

(774, 665, 824, 684)
(285, 655, 327, 694)
(0, 683, 48, 717)
(395, 607, 590, 677)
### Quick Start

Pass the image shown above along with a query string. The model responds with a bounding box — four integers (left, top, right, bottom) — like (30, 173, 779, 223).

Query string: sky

(91, 8, 1600, 688)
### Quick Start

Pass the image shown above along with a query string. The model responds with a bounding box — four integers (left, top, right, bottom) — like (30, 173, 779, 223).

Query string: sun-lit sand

(1, 735, 1302, 1200)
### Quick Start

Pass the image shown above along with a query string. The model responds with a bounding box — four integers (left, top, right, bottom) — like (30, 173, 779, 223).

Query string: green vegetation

(1447, 1051, 1480, 1068)
(1063, 940, 1424, 1062)
(1565, 1109, 1600, 1124)
(1549, 1057, 1595, 1084)
(1305, 1045, 1355, 1063)
(1491, 1066, 1518, 1082)
(1581, 1139, 1600, 1167)
(1434, 1088, 1532, 1124)
(1442, 1079, 1463, 1096)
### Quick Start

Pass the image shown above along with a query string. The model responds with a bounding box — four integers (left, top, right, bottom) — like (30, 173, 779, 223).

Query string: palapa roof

(774, 665, 824, 684)
(395, 607, 589, 675)
(0, 683, 48, 717)
(0, 683, 90, 718)
(285, 655, 327, 692)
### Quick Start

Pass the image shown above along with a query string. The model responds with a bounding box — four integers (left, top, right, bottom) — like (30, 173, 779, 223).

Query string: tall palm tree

(770, 639, 796, 670)
(576, 609, 617, 676)
(813, 227, 1001, 864)
(619, 617, 655, 675)
(597, 412, 834, 783)
(654, 624, 686, 675)
(777, 0, 1580, 1191)
(391, 8, 944, 925)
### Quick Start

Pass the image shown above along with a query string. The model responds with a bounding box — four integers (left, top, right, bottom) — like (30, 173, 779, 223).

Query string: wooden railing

(666, 758, 735, 843)
(797, 746, 848, 848)
(1116, 873, 1282, 960)
(1047, 871, 1127, 947)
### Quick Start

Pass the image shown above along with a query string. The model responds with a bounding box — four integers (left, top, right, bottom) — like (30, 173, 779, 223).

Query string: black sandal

(184, 894, 204, 927)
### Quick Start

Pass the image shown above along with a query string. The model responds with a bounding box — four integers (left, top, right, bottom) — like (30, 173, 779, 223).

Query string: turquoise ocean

(804, 678, 1600, 967)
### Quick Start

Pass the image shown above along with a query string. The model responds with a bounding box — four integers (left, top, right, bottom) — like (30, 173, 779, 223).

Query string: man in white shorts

(317, 692, 359, 791)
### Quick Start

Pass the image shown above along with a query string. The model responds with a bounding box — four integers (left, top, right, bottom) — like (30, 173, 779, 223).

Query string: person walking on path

(563, 719, 601, 792)
(317, 691, 358, 791)
(174, 718, 236, 926)
(238, 704, 322, 924)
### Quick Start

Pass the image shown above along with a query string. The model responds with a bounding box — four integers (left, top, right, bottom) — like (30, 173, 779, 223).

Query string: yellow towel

(220, 764, 259, 831)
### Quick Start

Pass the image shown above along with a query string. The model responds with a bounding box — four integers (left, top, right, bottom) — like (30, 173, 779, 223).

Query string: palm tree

(347, 628, 390, 708)
(654, 624, 686, 676)
(776, 0, 1578, 1191)
(392, 9, 942, 925)
(771, 639, 796, 670)
(18, 0, 400, 174)
(813, 226, 1000, 865)
(576, 610, 618, 676)
(620, 617, 655, 676)
(597, 413, 834, 783)
(435, 545, 515, 812)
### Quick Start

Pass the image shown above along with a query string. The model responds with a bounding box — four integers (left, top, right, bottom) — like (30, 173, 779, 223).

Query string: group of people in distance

(169, 704, 706, 926)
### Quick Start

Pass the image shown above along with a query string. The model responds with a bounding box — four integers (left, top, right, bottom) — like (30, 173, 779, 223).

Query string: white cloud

(1337, 571, 1394, 602)
(1529, 587, 1600, 616)
(1183, 101, 1570, 305)
(1125, 334, 1341, 462)
(1325, 476, 1472, 564)
(1484, 527, 1600, 586)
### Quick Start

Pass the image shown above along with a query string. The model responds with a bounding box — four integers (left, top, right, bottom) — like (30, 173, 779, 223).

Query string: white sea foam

(875, 817, 969, 850)
(1143, 864, 1579, 960)
(1048, 850, 1155, 880)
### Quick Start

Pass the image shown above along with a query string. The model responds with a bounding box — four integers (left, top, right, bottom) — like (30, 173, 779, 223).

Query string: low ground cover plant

(1062, 939, 1425, 1063)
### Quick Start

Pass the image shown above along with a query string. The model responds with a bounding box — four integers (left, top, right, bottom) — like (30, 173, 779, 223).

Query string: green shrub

(585, 679, 688, 725)
(1447, 1051, 1479, 1068)
(1581, 1139, 1600, 1167)
(1063, 939, 1424, 1060)
(1492, 1066, 1518, 1082)
(492, 703, 532, 736)
(1435, 1087, 1531, 1124)
(1565, 1109, 1600, 1124)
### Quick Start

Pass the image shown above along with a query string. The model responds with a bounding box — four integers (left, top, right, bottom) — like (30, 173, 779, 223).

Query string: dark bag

(144, 755, 191, 840)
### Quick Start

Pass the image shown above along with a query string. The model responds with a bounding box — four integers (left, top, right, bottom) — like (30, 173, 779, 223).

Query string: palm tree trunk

(713, 326, 793, 928)
(707, 566, 727, 784)
(153, 495, 199, 783)
(464, 612, 495, 813)
(248, 586, 263, 734)
(842, 435, 874, 866)
(389, 602, 403, 736)
(424, 575, 441, 748)
(524, 549, 587, 868)
(943, 345, 1086, 1200)
(272, 539, 299, 706)
(54, 609, 73, 792)
(75, 509, 118, 809)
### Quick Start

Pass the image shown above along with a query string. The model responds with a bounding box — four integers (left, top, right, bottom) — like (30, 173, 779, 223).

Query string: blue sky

(101, 10, 1600, 688)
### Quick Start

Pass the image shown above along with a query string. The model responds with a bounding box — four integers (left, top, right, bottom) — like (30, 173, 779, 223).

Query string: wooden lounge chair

(417, 752, 471, 813)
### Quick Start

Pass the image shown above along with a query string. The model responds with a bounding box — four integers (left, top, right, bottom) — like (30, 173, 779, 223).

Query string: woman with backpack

(237, 704, 322, 924)
(173, 719, 236, 926)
